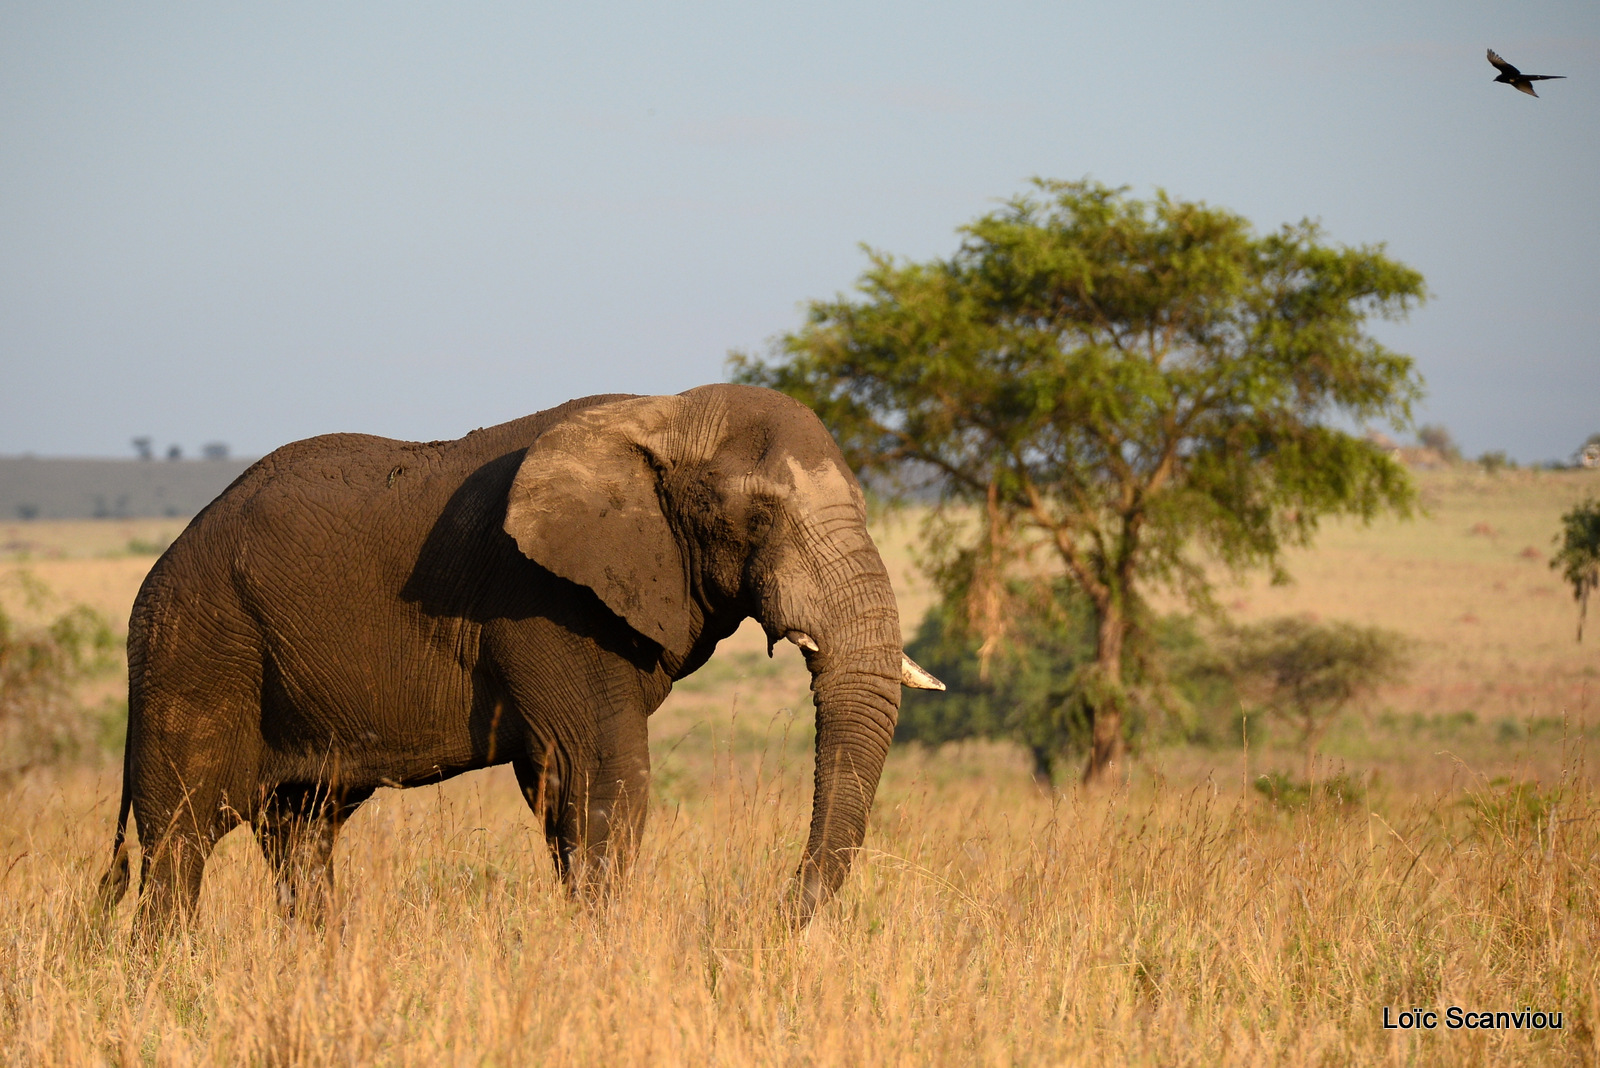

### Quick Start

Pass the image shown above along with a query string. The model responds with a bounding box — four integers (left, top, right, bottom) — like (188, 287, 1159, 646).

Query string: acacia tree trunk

(1029, 745, 1055, 789)
(1082, 603, 1127, 786)
(1299, 706, 1334, 790)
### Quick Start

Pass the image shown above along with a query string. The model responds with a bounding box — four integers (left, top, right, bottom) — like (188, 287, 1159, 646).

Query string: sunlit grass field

(2, 466, 1598, 1065)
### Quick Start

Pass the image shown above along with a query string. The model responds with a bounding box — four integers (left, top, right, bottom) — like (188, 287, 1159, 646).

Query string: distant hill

(0, 457, 255, 520)
(1, 455, 932, 520)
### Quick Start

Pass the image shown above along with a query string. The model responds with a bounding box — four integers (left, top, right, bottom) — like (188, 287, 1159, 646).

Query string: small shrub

(1477, 450, 1515, 474)
(1417, 424, 1462, 462)
(1253, 770, 1367, 810)
(1578, 433, 1600, 468)
(1465, 777, 1563, 839)
(899, 583, 1096, 785)
(0, 588, 118, 775)
(125, 535, 172, 556)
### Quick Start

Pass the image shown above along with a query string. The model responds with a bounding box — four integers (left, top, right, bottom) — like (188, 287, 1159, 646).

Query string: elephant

(95, 383, 943, 935)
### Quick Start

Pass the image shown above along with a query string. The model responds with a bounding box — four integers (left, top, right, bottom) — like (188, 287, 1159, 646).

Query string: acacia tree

(734, 179, 1425, 783)
(1223, 617, 1410, 784)
(1551, 497, 1600, 642)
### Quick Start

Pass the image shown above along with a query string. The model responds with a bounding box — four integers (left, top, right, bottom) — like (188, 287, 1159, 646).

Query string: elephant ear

(504, 394, 693, 659)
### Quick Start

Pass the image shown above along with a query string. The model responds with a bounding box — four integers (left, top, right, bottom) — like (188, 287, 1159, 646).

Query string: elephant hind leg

(125, 710, 259, 940)
(254, 783, 368, 924)
(132, 782, 234, 941)
(94, 774, 135, 919)
(95, 840, 132, 917)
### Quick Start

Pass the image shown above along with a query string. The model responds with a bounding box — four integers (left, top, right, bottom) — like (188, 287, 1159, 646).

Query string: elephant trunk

(786, 556, 904, 925)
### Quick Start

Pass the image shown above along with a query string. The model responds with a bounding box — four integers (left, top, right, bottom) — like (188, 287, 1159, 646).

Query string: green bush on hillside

(0, 581, 118, 776)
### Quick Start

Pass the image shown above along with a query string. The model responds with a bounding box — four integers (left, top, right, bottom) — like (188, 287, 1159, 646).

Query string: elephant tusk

(901, 653, 945, 690)
(786, 630, 820, 653)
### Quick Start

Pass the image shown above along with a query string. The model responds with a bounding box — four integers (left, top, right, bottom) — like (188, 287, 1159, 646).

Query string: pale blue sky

(2, 2, 1595, 462)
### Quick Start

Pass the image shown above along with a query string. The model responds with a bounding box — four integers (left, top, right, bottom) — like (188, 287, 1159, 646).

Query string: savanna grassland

(2, 467, 1598, 1066)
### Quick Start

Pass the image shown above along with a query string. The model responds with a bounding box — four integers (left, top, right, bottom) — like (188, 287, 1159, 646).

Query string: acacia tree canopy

(1551, 496, 1600, 642)
(1223, 616, 1410, 783)
(733, 179, 1426, 782)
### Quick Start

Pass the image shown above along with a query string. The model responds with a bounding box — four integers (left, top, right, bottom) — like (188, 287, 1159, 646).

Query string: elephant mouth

(779, 628, 944, 690)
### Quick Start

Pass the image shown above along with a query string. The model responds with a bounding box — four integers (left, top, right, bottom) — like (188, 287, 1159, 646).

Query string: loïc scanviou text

(1382, 1006, 1562, 1030)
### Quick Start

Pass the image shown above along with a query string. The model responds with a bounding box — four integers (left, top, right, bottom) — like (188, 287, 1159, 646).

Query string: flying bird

(1487, 49, 1565, 97)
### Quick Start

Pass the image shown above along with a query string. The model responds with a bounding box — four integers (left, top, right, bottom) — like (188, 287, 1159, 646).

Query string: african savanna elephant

(96, 384, 943, 935)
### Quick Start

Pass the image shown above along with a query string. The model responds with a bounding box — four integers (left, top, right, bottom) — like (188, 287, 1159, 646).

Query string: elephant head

(502, 383, 941, 921)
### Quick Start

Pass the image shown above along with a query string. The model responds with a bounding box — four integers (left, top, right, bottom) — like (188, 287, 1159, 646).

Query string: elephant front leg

(577, 707, 652, 892)
(514, 708, 650, 898)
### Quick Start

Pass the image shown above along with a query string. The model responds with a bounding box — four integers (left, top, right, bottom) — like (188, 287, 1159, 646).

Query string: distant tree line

(130, 438, 230, 461)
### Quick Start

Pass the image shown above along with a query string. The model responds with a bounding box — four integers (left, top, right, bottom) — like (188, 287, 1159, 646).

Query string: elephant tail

(94, 753, 133, 917)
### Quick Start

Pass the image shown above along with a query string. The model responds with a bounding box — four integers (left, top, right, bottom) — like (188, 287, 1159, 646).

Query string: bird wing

(1523, 75, 1566, 81)
(1515, 81, 1539, 97)
(1487, 49, 1521, 76)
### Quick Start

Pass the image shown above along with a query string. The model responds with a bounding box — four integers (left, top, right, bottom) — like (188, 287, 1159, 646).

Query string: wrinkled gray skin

(95, 384, 941, 936)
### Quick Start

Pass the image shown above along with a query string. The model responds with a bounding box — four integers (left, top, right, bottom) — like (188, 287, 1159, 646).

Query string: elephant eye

(744, 499, 779, 539)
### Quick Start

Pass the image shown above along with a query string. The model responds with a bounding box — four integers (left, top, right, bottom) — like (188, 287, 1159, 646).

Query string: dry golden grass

(5, 742, 1598, 1065)
(2, 467, 1598, 1065)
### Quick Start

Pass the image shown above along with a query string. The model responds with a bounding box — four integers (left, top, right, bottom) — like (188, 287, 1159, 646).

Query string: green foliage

(1253, 770, 1367, 810)
(0, 582, 119, 774)
(1465, 777, 1564, 840)
(735, 178, 1424, 776)
(1154, 614, 1244, 747)
(898, 584, 1095, 781)
(899, 581, 1237, 782)
(1223, 616, 1410, 779)
(1477, 450, 1515, 474)
(1550, 496, 1600, 642)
